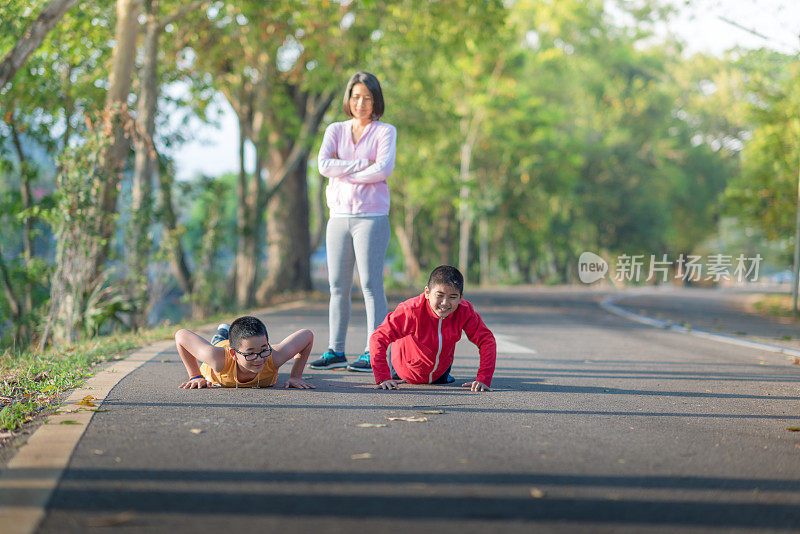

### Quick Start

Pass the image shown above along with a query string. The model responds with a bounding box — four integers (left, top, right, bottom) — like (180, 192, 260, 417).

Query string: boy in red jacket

(370, 265, 496, 392)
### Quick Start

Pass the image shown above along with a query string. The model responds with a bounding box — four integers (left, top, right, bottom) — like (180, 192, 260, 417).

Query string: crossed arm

(317, 124, 396, 183)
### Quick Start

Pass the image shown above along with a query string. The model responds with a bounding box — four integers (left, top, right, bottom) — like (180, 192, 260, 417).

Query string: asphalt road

(608, 287, 800, 351)
(35, 288, 800, 533)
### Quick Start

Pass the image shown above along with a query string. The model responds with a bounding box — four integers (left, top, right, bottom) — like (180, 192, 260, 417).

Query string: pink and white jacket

(317, 119, 396, 216)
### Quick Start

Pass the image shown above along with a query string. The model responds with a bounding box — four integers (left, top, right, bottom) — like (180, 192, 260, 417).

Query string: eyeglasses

(232, 344, 273, 361)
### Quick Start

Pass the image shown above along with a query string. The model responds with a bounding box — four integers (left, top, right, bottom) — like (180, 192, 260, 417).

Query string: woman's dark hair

(229, 316, 269, 349)
(343, 71, 385, 119)
(427, 265, 464, 296)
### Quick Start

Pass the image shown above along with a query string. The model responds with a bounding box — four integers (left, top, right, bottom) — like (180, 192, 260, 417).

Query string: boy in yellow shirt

(175, 316, 315, 389)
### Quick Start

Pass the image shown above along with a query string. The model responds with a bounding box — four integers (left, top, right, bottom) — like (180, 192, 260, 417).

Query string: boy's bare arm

(174, 329, 226, 389)
(270, 329, 316, 389)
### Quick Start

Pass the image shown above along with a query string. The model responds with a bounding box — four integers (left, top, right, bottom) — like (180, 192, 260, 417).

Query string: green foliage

(725, 56, 800, 240)
(0, 0, 792, 346)
(44, 120, 136, 344)
(0, 320, 179, 431)
(181, 173, 237, 315)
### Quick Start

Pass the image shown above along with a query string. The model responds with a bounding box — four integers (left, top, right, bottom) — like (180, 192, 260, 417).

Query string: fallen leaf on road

(418, 410, 444, 414)
(93, 449, 104, 455)
(90, 408, 110, 412)
(786, 427, 800, 432)
(387, 416, 427, 422)
(88, 511, 135, 527)
(356, 423, 387, 428)
(82, 395, 97, 401)
(793, 358, 800, 365)
(530, 488, 545, 499)
(189, 428, 203, 434)
(351, 453, 373, 460)
(521, 425, 532, 429)
(60, 420, 80, 425)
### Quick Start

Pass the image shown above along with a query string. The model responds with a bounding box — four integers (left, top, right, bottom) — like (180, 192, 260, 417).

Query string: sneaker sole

(346, 365, 373, 372)
(309, 362, 349, 370)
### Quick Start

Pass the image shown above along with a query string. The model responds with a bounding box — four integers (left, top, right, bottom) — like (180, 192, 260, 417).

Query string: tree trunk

(9, 122, 34, 321)
(395, 203, 421, 284)
(191, 190, 223, 318)
(0, 244, 22, 344)
(223, 55, 262, 310)
(139, 0, 208, 315)
(59, 63, 74, 165)
(478, 214, 489, 286)
(128, 0, 160, 328)
(310, 170, 327, 252)
(258, 148, 313, 301)
(158, 171, 193, 296)
(456, 57, 504, 283)
(256, 89, 335, 302)
(93, 0, 141, 274)
(0, 0, 79, 88)
(234, 100, 258, 308)
(457, 137, 473, 282)
(42, 0, 141, 347)
(435, 204, 455, 267)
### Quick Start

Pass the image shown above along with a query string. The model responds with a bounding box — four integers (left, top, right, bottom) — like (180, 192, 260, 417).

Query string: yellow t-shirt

(200, 339, 278, 388)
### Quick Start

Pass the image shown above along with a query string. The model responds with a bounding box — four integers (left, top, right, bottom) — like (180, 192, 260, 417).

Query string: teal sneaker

(309, 349, 348, 370)
(347, 351, 372, 372)
(210, 323, 231, 346)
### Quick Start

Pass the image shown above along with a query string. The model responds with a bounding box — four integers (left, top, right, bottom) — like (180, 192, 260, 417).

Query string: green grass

(0, 310, 240, 432)
(0, 324, 179, 432)
(751, 294, 798, 319)
(0, 296, 318, 433)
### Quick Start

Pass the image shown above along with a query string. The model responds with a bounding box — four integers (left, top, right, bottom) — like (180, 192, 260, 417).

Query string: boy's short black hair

(343, 71, 385, 119)
(427, 265, 464, 296)
(229, 316, 269, 349)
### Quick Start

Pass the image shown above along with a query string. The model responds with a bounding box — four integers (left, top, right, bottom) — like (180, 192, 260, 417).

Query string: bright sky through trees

(171, 0, 800, 181)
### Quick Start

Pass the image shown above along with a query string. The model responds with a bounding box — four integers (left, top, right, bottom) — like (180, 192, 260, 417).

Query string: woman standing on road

(309, 71, 396, 373)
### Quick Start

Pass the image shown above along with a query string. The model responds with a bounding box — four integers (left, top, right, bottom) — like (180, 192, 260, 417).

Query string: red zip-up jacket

(369, 293, 497, 386)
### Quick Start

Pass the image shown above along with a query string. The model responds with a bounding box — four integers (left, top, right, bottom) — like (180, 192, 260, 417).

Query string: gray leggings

(327, 215, 390, 353)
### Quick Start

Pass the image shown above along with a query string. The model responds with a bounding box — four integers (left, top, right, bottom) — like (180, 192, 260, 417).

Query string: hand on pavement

(284, 377, 316, 389)
(180, 377, 211, 389)
(376, 379, 400, 390)
(461, 380, 491, 392)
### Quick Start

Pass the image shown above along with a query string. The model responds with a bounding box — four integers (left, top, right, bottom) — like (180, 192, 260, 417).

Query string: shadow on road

(13, 467, 800, 529)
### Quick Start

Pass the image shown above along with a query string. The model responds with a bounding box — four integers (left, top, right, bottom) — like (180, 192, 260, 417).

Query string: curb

(600, 296, 800, 359)
(0, 340, 172, 534)
(0, 299, 309, 534)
